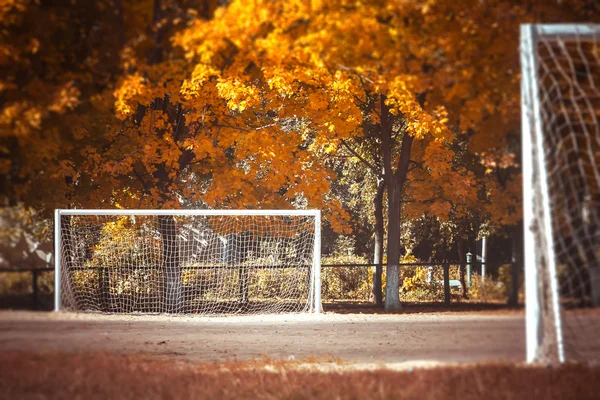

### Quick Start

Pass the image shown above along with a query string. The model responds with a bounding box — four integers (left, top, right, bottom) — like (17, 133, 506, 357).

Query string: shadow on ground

(323, 301, 523, 314)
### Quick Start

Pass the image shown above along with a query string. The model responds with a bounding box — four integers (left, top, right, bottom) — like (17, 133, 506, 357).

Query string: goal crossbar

(56, 209, 321, 216)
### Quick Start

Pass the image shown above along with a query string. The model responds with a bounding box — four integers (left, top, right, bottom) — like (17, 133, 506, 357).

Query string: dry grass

(2, 351, 600, 399)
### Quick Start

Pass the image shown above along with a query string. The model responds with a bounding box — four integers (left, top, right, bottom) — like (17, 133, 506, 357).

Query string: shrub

(469, 273, 508, 302)
(321, 255, 371, 301)
(469, 264, 522, 303)
(0, 271, 53, 295)
(400, 263, 462, 302)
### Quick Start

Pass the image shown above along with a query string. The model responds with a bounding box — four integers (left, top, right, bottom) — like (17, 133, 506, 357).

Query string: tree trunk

(235, 234, 250, 307)
(99, 266, 110, 312)
(385, 178, 402, 311)
(509, 223, 522, 307)
(158, 215, 182, 313)
(379, 95, 414, 312)
(371, 177, 385, 306)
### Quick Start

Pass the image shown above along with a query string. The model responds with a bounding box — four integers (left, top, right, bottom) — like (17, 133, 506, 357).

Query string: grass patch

(2, 351, 599, 399)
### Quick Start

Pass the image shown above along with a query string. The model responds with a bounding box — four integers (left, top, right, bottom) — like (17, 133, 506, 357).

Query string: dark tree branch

(340, 139, 380, 176)
(132, 164, 151, 195)
(173, 103, 184, 142)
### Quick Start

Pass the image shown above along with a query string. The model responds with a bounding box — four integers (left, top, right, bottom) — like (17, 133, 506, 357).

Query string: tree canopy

(1, 0, 599, 307)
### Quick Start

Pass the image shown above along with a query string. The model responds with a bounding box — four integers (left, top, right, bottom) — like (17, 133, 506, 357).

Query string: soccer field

(4, 310, 600, 399)
(0, 311, 526, 366)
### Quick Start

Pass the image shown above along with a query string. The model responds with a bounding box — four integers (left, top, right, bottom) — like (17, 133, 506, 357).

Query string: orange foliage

(1, 0, 598, 234)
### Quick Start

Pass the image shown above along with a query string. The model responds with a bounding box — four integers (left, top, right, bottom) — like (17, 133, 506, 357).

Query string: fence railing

(0, 266, 54, 310)
(321, 262, 498, 305)
(0, 261, 506, 310)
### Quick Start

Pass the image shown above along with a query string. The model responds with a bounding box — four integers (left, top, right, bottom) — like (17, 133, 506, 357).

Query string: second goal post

(521, 23, 600, 363)
(54, 209, 322, 315)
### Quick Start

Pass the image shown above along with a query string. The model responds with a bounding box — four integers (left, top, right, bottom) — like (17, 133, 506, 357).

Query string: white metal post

(481, 237, 487, 282)
(313, 211, 322, 314)
(57, 209, 320, 216)
(54, 209, 61, 312)
(521, 24, 566, 363)
(466, 252, 472, 287)
(522, 25, 540, 362)
(528, 24, 565, 363)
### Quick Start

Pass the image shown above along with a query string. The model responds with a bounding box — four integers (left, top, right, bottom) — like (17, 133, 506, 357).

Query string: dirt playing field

(4, 310, 600, 399)
(0, 310, 527, 366)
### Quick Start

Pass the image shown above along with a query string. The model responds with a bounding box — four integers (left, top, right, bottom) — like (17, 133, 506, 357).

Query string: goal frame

(521, 23, 600, 363)
(54, 209, 322, 314)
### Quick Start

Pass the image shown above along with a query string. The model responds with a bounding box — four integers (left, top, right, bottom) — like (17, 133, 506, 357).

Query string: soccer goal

(54, 209, 322, 315)
(521, 24, 600, 363)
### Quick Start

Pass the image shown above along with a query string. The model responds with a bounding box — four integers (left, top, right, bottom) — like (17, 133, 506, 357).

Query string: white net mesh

(523, 25, 600, 362)
(57, 212, 318, 315)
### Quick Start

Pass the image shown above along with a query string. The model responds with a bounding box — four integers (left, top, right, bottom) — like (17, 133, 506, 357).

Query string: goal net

(521, 24, 600, 363)
(54, 210, 321, 315)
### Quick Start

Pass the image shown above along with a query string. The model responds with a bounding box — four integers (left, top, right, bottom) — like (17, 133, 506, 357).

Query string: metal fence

(0, 267, 54, 310)
(321, 261, 496, 305)
(0, 260, 510, 310)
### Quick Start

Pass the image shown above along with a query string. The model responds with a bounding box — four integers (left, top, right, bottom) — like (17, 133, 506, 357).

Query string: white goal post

(54, 209, 322, 315)
(521, 24, 600, 363)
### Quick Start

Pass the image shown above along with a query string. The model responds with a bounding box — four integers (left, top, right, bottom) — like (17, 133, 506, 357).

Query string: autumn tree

(410, 0, 600, 302)
(4, 0, 599, 310)
(175, 0, 465, 310)
(1, 0, 350, 312)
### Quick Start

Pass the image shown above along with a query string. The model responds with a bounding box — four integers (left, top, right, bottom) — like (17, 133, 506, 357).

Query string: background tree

(3, 0, 599, 310)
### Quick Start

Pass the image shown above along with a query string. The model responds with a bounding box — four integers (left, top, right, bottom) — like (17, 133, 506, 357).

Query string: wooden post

(99, 267, 110, 312)
(443, 263, 450, 305)
(32, 270, 39, 310)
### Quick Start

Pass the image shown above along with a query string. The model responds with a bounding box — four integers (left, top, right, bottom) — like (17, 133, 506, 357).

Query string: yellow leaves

(215, 78, 261, 112)
(324, 142, 337, 154)
(187, 137, 217, 160)
(484, 176, 521, 226)
(405, 137, 479, 222)
(114, 74, 147, 120)
(0, 101, 45, 137)
(139, 110, 172, 135)
(423, 139, 452, 176)
(323, 200, 352, 234)
(100, 216, 132, 238)
(430, 106, 451, 140)
(48, 81, 80, 114)
(115, 60, 188, 120)
(262, 65, 307, 98)
(72, 126, 88, 140)
(386, 75, 450, 141)
(180, 64, 220, 100)
(323, 121, 336, 133)
(402, 266, 428, 292)
(480, 150, 517, 173)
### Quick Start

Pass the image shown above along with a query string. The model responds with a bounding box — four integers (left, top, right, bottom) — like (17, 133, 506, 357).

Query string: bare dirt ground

(0, 310, 526, 367)
(3, 310, 600, 399)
